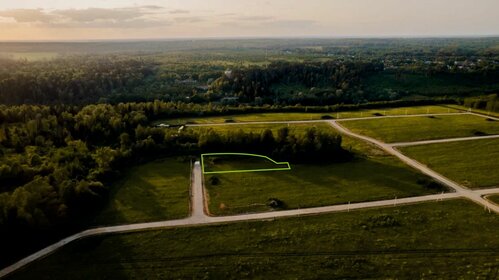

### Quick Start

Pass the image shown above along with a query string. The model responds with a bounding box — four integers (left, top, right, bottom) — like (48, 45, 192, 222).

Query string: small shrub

(209, 176, 220, 186)
(321, 115, 334, 120)
(417, 178, 446, 191)
(224, 119, 235, 123)
(486, 118, 496, 122)
(267, 198, 286, 209)
(361, 214, 400, 230)
(471, 130, 487, 136)
(372, 112, 384, 116)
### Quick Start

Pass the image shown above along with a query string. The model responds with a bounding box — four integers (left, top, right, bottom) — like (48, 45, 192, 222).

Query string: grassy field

(8, 200, 499, 280)
(341, 114, 499, 143)
(488, 195, 499, 205)
(189, 122, 319, 134)
(203, 124, 444, 215)
(400, 138, 499, 189)
(91, 158, 191, 226)
(156, 105, 459, 125)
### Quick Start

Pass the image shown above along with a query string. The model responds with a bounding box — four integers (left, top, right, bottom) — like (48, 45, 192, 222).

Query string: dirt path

(390, 134, 499, 147)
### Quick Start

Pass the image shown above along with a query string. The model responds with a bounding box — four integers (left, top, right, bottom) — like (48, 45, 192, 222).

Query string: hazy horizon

(0, 0, 498, 41)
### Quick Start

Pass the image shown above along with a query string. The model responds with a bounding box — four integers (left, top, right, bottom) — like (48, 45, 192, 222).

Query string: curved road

(2, 111, 499, 278)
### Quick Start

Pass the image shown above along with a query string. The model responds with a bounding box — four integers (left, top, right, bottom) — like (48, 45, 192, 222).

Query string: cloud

(53, 8, 146, 23)
(170, 9, 190, 14)
(264, 20, 318, 29)
(239, 16, 274, 21)
(174, 17, 205, 24)
(0, 6, 172, 29)
(0, 9, 56, 23)
(0, 6, 316, 35)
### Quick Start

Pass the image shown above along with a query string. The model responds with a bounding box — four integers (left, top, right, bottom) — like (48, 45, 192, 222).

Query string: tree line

(463, 94, 499, 113)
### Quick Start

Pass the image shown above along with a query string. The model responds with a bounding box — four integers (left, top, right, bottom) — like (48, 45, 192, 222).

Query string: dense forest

(0, 38, 498, 106)
(210, 61, 383, 104)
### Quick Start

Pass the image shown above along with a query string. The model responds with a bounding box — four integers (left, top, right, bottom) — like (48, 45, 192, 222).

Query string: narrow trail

(2, 111, 499, 278)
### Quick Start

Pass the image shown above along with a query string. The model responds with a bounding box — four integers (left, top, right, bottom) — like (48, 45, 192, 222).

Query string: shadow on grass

(90, 159, 190, 226)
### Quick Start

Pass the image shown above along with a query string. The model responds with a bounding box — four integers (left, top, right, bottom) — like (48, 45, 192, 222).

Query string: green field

(189, 122, 322, 134)
(157, 105, 459, 125)
(400, 138, 499, 189)
(91, 158, 191, 225)
(8, 200, 499, 280)
(488, 196, 499, 205)
(341, 114, 499, 143)
(204, 124, 444, 215)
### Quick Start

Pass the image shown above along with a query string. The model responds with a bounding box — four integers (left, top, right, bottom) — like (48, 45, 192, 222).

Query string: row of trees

(463, 94, 499, 113)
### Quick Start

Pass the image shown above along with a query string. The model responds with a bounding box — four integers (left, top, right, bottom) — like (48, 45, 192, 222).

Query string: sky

(0, 0, 497, 41)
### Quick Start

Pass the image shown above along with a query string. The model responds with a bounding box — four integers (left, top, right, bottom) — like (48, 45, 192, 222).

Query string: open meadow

(156, 105, 459, 125)
(341, 114, 499, 143)
(399, 138, 499, 189)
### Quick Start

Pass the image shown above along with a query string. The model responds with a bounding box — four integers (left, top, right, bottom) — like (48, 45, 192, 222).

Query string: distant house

(224, 69, 233, 79)
(155, 123, 170, 128)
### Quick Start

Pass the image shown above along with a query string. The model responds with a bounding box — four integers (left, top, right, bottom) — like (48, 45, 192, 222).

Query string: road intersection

(1, 111, 498, 278)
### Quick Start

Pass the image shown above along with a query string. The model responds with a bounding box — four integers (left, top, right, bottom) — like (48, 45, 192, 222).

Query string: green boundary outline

(201, 153, 291, 174)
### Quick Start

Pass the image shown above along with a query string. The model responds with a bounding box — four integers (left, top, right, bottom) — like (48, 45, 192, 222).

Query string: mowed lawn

(399, 138, 499, 189)
(204, 124, 444, 216)
(341, 114, 499, 143)
(91, 158, 191, 226)
(8, 200, 499, 280)
(157, 105, 458, 125)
